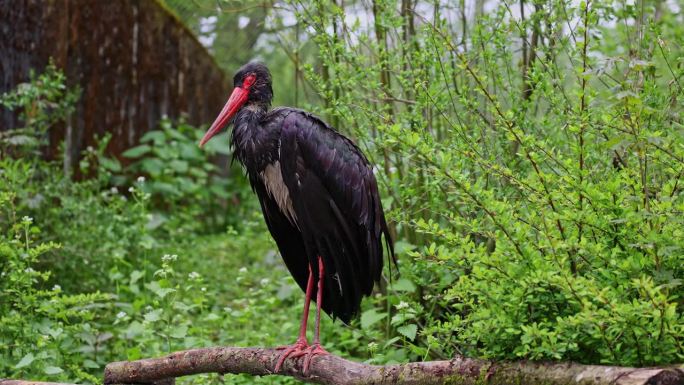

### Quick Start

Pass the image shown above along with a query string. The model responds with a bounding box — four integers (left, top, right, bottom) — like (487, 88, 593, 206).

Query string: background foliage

(1, 0, 683, 384)
(286, 0, 684, 365)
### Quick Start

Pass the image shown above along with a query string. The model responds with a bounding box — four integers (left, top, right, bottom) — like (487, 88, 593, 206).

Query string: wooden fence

(0, 0, 230, 173)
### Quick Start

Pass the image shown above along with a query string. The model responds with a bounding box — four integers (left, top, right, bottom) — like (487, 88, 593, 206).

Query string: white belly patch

(261, 161, 298, 225)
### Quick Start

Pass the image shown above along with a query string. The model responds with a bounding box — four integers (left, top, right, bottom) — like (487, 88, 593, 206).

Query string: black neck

(231, 102, 272, 170)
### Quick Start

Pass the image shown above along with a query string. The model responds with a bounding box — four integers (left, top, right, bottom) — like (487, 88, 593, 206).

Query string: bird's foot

(274, 338, 309, 373)
(302, 343, 329, 375)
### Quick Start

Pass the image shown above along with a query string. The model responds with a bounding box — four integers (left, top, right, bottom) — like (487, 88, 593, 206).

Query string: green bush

(114, 118, 254, 235)
(293, 0, 684, 365)
(3, 2, 684, 383)
(0, 192, 110, 383)
(0, 63, 337, 384)
(0, 60, 79, 157)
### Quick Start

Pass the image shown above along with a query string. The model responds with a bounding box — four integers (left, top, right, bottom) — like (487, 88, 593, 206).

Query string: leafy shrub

(115, 118, 253, 234)
(0, 194, 109, 383)
(293, 0, 684, 365)
(0, 60, 79, 157)
(0, 153, 154, 293)
(0, 151, 307, 383)
(0, 63, 327, 385)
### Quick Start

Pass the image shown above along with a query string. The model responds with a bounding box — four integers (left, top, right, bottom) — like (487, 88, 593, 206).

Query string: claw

(302, 343, 329, 375)
(274, 338, 309, 372)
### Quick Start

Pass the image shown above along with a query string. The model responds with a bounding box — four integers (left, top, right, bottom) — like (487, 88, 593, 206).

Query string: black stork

(199, 62, 395, 373)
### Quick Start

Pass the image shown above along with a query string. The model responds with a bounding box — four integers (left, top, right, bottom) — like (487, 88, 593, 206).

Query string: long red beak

(199, 86, 249, 147)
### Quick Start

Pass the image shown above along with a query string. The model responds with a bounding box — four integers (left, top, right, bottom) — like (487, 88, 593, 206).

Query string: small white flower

(188, 271, 201, 280)
(162, 254, 178, 262)
(52, 284, 61, 291)
(396, 301, 409, 310)
(22, 216, 33, 224)
(116, 311, 127, 319)
(238, 267, 248, 274)
(110, 187, 118, 194)
(137, 176, 146, 183)
(201, 287, 207, 292)
(128, 186, 135, 193)
(24, 267, 35, 274)
(260, 278, 270, 286)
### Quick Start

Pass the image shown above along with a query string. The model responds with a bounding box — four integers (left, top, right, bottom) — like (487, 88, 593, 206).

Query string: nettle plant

(288, 0, 684, 365)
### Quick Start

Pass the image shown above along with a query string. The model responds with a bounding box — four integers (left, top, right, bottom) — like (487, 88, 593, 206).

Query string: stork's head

(199, 62, 273, 147)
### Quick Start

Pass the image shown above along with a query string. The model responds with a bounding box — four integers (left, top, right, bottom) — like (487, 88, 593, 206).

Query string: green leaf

(203, 132, 232, 155)
(392, 278, 416, 293)
(169, 325, 188, 339)
(383, 336, 401, 349)
(99, 157, 121, 172)
(397, 324, 418, 341)
(15, 353, 34, 368)
(122, 144, 151, 158)
(169, 159, 189, 173)
(130, 270, 145, 284)
(360, 309, 387, 329)
(83, 359, 99, 369)
(127, 346, 142, 361)
(393, 240, 417, 256)
(144, 309, 163, 322)
(391, 312, 416, 326)
(150, 181, 177, 196)
(140, 130, 166, 145)
(125, 321, 146, 337)
(145, 281, 176, 298)
(140, 158, 164, 176)
(44, 366, 64, 375)
(164, 127, 188, 141)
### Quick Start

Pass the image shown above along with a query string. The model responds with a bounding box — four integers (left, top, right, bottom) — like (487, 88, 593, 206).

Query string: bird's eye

(243, 74, 256, 89)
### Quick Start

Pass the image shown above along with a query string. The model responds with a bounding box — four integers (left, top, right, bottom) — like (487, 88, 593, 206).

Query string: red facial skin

(199, 74, 256, 147)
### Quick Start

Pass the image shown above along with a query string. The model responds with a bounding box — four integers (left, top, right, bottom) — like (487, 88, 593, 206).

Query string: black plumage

(202, 62, 395, 326)
(235, 104, 393, 323)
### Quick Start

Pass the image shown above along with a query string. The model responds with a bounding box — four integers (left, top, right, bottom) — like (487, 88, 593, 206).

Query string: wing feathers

(274, 109, 394, 322)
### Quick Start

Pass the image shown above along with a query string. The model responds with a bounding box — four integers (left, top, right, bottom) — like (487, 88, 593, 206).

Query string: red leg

(302, 256, 329, 374)
(274, 264, 314, 372)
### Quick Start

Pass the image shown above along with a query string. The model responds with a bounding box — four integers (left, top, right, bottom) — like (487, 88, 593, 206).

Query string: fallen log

(102, 346, 683, 385)
(3, 347, 683, 385)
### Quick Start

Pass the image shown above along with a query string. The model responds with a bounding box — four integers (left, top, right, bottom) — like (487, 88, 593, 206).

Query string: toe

(273, 340, 310, 373)
(302, 344, 329, 374)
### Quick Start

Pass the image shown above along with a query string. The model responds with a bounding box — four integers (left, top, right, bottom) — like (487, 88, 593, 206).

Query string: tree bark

(3, 347, 683, 385)
(102, 347, 682, 385)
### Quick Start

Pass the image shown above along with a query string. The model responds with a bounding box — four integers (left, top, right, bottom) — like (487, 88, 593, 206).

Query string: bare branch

(3, 347, 683, 385)
(100, 347, 683, 385)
